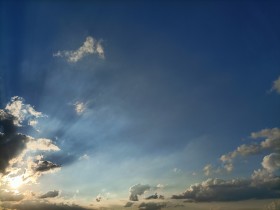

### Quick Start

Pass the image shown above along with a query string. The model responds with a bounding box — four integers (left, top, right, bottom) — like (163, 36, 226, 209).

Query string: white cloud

(219, 127, 280, 172)
(74, 102, 86, 115)
(271, 76, 280, 94)
(262, 153, 280, 172)
(129, 184, 150, 201)
(53, 36, 105, 63)
(26, 138, 60, 151)
(4, 96, 44, 127)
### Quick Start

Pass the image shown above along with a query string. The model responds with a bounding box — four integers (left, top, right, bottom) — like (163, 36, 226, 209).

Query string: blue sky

(0, 1, 280, 209)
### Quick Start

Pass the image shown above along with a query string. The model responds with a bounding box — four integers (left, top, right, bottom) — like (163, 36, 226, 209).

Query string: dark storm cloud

(39, 190, 59, 199)
(129, 184, 151, 201)
(34, 160, 60, 172)
(0, 109, 28, 173)
(138, 202, 166, 210)
(0, 190, 24, 202)
(171, 177, 280, 202)
(1, 200, 90, 210)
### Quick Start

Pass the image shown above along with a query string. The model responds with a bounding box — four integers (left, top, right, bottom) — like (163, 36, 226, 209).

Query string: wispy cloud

(53, 36, 104, 63)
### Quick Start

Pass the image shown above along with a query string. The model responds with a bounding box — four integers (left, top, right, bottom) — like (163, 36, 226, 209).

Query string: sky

(0, 1, 280, 210)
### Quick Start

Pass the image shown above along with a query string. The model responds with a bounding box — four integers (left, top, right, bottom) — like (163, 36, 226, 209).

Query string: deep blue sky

(1, 0, 280, 203)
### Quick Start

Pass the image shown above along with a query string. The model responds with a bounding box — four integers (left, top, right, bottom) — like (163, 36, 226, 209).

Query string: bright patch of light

(9, 176, 23, 189)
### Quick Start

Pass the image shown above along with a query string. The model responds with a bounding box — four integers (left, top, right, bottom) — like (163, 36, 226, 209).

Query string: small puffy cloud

(0, 190, 24, 201)
(74, 102, 86, 115)
(53, 36, 104, 63)
(129, 184, 151, 201)
(171, 176, 280, 202)
(39, 190, 59, 199)
(262, 153, 280, 172)
(271, 76, 280, 94)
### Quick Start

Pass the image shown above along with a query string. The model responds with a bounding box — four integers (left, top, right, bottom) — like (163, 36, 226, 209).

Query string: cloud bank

(172, 175, 280, 201)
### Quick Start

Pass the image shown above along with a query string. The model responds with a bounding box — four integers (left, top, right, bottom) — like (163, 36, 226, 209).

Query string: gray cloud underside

(39, 190, 59, 199)
(138, 202, 167, 210)
(172, 177, 280, 202)
(1, 200, 90, 210)
(34, 160, 60, 172)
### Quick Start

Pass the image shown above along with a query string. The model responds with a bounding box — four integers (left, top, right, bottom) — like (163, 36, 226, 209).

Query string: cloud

(39, 190, 59, 199)
(4, 96, 44, 127)
(74, 102, 86, 115)
(0, 190, 24, 201)
(203, 164, 212, 176)
(0, 133, 28, 173)
(34, 160, 61, 172)
(171, 176, 280, 202)
(145, 193, 164, 200)
(219, 127, 280, 172)
(53, 36, 104, 63)
(129, 184, 151, 201)
(26, 138, 60, 151)
(124, 202, 134, 207)
(0, 97, 60, 188)
(252, 128, 280, 151)
(138, 202, 166, 210)
(261, 153, 280, 172)
(271, 76, 280, 94)
(1, 200, 90, 210)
